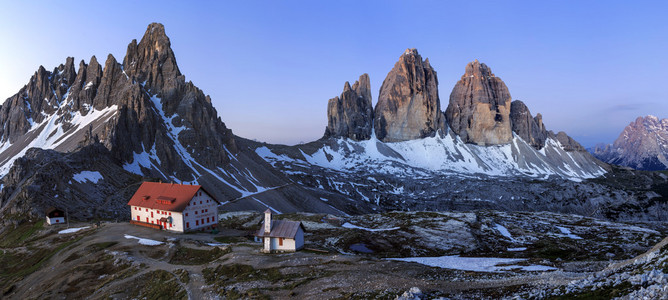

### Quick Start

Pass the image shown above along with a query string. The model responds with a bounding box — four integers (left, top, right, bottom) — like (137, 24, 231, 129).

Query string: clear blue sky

(1, 1, 667, 147)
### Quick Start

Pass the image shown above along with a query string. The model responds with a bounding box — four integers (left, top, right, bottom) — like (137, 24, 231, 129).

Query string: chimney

(264, 209, 271, 234)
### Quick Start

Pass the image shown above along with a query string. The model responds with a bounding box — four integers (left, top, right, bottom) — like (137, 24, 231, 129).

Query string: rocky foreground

(0, 210, 665, 299)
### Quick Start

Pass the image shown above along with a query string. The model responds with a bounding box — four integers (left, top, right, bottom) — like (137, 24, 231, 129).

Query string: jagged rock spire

(446, 59, 513, 146)
(374, 48, 445, 142)
(324, 74, 373, 141)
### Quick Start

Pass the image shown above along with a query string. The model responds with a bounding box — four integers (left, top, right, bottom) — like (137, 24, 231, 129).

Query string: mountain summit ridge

(592, 115, 668, 170)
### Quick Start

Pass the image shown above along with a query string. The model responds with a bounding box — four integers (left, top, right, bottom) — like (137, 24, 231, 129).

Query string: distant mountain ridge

(592, 115, 668, 170)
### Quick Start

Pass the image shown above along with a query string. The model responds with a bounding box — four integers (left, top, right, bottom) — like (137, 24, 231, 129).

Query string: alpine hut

(128, 182, 220, 232)
(45, 207, 66, 225)
(256, 209, 305, 253)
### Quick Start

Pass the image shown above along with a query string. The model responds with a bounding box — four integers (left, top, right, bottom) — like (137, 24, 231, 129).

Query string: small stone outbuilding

(256, 209, 304, 253)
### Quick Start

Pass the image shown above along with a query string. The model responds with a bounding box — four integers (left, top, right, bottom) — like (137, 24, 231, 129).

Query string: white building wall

(269, 237, 298, 252)
(182, 190, 218, 232)
(294, 228, 304, 250)
(130, 188, 219, 233)
(46, 216, 65, 225)
(130, 205, 185, 232)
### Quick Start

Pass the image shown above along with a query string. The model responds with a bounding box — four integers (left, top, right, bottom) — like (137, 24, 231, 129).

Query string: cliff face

(374, 49, 445, 142)
(445, 60, 512, 146)
(510, 100, 548, 149)
(324, 74, 373, 140)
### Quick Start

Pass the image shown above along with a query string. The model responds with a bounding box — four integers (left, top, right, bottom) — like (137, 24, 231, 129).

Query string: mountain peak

(592, 115, 668, 170)
(446, 60, 512, 145)
(403, 48, 419, 56)
(464, 59, 494, 78)
(374, 49, 444, 142)
(122, 23, 181, 95)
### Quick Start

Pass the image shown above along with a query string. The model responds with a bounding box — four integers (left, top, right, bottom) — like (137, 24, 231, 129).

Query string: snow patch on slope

(0, 105, 118, 176)
(72, 171, 104, 183)
(388, 255, 557, 272)
(257, 132, 606, 180)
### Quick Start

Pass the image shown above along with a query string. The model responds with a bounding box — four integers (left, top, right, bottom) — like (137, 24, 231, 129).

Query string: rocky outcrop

(510, 100, 547, 149)
(0, 143, 140, 224)
(446, 60, 512, 146)
(592, 116, 668, 170)
(554, 131, 586, 152)
(324, 74, 373, 140)
(374, 49, 445, 142)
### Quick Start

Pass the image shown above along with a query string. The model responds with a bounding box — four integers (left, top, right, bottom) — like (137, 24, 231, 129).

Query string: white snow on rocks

(58, 226, 90, 234)
(342, 222, 400, 232)
(124, 234, 164, 246)
(256, 132, 607, 181)
(72, 171, 104, 183)
(0, 105, 118, 177)
(556, 226, 583, 239)
(388, 255, 557, 272)
(494, 223, 513, 240)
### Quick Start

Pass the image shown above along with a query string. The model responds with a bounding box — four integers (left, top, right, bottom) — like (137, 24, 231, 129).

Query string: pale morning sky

(1, 1, 667, 147)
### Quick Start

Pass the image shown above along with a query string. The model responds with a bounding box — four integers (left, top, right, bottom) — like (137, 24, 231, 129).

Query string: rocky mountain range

(317, 49, 603, 180)
(0, 23, 352, 224)
(1, 23, 666, 227)
(592, 115, 668, 171)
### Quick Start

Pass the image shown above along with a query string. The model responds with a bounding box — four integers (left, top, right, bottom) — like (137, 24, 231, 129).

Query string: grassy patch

(0, 235, 84, 294)
(86, 241, 118, 252)
(0, 220, 44, 247)
(203, 263, 334, 296)
(173, 269, 190, 284)
(214, 236, 248, 243)
(0, 236, 83, 278)
(203, 264, 283, 284)
(547, 281, 633, 300)
(169, 246, 230, 265)
(130, 270, 187, 300)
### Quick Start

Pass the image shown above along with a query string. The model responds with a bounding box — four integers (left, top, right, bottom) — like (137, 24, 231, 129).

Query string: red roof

(127, 182, 218, 212)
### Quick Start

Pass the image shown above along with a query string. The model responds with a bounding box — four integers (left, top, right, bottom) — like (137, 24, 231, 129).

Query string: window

(137, 216, 140, 221)
(200, 201, 202, 204)
(186, 222, 189, 228)
(196, 220, 199, 226)
(279, 238, 283, 246)
(146, 217, 148, 222)
(169, 212, 171, 216)
(185, 213, 188, 217)
(195, 211, 198, 215)
(206, 217, 210, 223)
(145, 208, 148, 212)
(205, 209, 208, 212)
